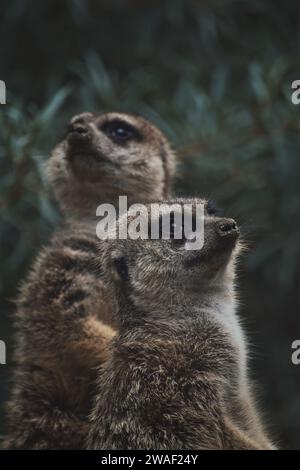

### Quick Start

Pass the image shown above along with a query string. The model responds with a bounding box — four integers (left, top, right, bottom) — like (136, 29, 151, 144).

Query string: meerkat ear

(206, 199, 222, 216)
(113, 257, 129, 282)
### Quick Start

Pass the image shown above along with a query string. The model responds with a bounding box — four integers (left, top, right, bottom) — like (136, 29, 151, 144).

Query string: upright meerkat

(3, 113, 176, 449)
(88, 199, 274, 450)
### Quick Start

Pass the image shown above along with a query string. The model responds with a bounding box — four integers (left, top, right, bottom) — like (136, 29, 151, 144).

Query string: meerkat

(87, 199, 274, 450)
(3, 113, 176, 449)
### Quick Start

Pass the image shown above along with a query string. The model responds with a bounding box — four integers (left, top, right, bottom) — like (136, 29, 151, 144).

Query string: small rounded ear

(206, 199, 223, 216)
(113, 257, 129, 282)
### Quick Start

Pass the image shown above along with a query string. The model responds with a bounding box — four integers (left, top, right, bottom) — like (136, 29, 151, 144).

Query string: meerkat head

(47, 112, 176, 219)
(99, 198, 241, 326)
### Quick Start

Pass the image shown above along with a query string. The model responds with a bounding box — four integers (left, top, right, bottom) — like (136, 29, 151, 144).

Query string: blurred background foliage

(0, 0, 300, 448)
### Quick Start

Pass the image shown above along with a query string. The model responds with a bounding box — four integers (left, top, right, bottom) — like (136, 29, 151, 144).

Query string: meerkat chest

(210, 300, 248, 382)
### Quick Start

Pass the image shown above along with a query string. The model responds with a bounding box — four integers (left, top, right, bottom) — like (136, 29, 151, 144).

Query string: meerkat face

(47, 112, 176, 218)
(101, 199, 240, 317)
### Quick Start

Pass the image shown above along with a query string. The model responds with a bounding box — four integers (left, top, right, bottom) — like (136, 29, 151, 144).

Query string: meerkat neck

(119, 284, 236, 332)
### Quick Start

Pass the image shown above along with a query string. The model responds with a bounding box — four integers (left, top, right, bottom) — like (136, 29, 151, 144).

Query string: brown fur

(2, 226, 115, 449)
(87, 199, 274, 450)
(3, 113, 175, 449)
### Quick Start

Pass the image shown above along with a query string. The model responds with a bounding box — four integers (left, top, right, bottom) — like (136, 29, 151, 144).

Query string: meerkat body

(88, 199, 274, 450)
(3, 113, 175, 449)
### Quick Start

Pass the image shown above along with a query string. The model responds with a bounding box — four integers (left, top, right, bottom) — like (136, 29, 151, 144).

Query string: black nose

(67, 123, 88, 136)
(217, 218, 239, 237)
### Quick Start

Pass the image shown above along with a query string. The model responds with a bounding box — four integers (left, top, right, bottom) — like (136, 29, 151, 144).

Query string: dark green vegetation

(0, 0, 299, 448)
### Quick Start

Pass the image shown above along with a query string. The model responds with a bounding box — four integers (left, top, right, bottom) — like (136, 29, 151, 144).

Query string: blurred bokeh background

(0, 0, 300, 448)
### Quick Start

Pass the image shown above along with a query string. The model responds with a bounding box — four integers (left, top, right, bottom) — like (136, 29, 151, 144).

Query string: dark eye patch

(100, 119, 142, 144)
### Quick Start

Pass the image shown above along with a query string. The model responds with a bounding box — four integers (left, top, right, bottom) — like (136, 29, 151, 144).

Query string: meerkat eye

(101, 119, 140, 144)
(113, 257, 129, 281)
(206, 199, 221, 216)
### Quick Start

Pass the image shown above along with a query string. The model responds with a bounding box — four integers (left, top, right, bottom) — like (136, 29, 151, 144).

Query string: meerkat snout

(66, 112, 94, 141)
(67, 121, 90, 138)
(65, 119, 92, 153)
(210, 217, 240, 250)
(217, 218, 239, 238)
(183, 215, 240, 273)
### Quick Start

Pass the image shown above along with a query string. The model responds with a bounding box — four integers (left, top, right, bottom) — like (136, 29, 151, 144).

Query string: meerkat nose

(67, 123, 88, 136)
(217, 218, 239, 238)
(66, 121, 91, 147)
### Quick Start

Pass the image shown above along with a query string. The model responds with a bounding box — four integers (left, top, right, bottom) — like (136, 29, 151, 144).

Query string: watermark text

(0, 340, 6, 365)
(0, 80, 6, 104)
(96, 197, 205, 250)
(291, 340, 300, 365)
